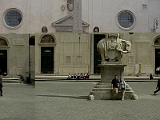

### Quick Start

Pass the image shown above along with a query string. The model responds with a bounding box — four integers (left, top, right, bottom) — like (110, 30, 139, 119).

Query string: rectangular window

(129, 56, 133, 63)
(76, 56, 82, 63)
(66, 56, 71, 63)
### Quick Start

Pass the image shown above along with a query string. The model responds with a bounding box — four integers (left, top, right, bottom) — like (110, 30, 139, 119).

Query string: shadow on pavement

(150, 94, 160, 96)
(36, 95, 88, 99)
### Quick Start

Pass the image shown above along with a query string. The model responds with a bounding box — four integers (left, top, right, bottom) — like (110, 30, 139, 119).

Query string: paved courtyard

(35, 81, 160, 120)
(0, 83, 35, 120)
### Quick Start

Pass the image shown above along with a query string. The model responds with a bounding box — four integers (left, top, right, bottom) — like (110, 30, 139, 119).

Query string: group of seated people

(67, 73, 90, 80)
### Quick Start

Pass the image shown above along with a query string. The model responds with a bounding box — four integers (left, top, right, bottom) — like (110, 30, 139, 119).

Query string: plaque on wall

(42, 26, 48, 33)
(67, 0, 74, 11)
(93, 26, 99, 33)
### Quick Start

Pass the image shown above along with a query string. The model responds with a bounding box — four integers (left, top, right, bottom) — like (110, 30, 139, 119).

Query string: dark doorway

(94, 34, 105, 74)
(0, 50, 7, 75)
(155, 49, 160, 73)
(28, 36, 35, 84)
(41, 47, 54, 74)
(29, 36, 35, 45)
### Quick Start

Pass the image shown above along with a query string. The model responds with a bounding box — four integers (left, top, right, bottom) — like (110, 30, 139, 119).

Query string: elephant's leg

(101, 54, 105, 62)
(101, 51, 105, 63)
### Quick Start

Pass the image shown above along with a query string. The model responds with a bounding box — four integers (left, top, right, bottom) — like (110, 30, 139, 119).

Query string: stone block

(90, 82, 136, 100)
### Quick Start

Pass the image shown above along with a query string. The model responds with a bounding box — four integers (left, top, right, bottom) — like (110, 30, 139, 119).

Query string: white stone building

(0, 0, 160, 76)
(0, 0, 159, 33)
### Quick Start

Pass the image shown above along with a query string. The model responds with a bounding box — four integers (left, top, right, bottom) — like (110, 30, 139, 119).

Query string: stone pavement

(1, 77, 160, 120)
(2, 74, 160, 83)
(35, 81, 160, 120)
(0, 83, 35, 120)
(35, 74, 160, 81)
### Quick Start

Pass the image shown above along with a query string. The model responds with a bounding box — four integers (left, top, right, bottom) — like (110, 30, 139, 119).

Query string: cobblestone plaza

(0, 83, 35, 120)
(35, 81, 160, 120)
(0, 80, 160, 120)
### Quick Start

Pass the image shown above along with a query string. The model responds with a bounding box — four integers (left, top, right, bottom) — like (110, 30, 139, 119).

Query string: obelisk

(73, 0, 83, 33)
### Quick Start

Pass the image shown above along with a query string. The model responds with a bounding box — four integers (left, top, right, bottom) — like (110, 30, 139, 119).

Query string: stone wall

(0, 34, 35, 81)
(1, 33, 159, 77)
(122, 33, 159, 76)
(35, 33, 91, 75)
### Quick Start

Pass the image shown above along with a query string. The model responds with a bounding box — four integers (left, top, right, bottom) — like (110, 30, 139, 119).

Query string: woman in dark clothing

(154, 79, 160, 95)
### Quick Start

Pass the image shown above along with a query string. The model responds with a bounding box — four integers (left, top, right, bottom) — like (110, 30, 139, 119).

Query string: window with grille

(117, 10, 135, 30)
(4, 9, 22, 28)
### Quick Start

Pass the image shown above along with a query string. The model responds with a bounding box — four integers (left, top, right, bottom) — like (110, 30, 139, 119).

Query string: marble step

(93, 87, 133, 91)
(92, 91, 134, 100)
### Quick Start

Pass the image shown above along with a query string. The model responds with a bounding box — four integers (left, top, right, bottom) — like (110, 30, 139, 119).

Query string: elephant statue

(97, 33, 131, 63)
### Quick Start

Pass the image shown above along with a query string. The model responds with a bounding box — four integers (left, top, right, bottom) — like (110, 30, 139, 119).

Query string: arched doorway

(40, 35, 55, 74)
(0, 38, 8, 75)
(154, 35, 160, 74)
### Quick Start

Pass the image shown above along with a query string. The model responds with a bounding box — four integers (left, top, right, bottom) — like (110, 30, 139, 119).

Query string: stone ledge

(90, 82, 138, 100)
(92, 91, 135, 100)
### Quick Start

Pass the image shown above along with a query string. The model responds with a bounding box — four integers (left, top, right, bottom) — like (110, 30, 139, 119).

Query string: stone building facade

(0, 34, 35, 83)
(34, 32, 160, 76)
(0, 0, 160, 77)
(0, 0, 159, 33)
(35, 33, 91, 75)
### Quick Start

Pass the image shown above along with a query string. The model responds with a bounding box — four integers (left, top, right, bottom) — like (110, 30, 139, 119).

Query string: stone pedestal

(99, 63, 126, 83)
(88, 63, 138, 100)
(90, 83, 137, 100)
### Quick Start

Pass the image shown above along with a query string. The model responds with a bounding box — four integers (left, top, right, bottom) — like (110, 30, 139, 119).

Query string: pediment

(52, 15, 89, 27)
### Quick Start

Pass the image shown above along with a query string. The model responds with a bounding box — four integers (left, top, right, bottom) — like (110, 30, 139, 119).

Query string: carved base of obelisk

(88, 63, 138, 100)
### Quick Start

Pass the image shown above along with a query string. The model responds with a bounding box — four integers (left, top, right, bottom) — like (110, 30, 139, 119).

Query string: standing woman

(0, 77, 3, 96)
(119, 78, 126, 101)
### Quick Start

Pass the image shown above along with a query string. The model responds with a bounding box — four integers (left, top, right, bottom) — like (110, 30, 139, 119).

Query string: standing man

(0, 77, 3, 96)
(111, 75, 119, 100)
(154, 79, 160, 95)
